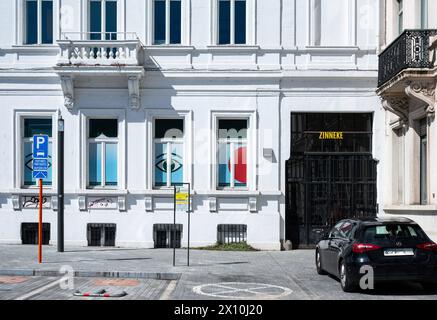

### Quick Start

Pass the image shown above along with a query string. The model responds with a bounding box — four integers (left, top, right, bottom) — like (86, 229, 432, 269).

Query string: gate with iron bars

(286, 154, 378, 248)
(285, 113, 378, 248)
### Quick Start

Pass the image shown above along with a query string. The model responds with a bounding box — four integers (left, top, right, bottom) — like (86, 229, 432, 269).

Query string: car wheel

(315, 249, 327, 275)
(421, 282, 437, 293)
(339, 260, 356, 293)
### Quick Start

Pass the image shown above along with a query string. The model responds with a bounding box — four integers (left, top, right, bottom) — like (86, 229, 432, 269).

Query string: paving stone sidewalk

(1, 245, 436, 300)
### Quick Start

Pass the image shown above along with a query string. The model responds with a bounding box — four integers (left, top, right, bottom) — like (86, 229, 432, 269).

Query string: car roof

(343, 217, 415, 225)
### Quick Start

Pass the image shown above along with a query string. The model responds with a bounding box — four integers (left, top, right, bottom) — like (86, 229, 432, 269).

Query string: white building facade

(378, 0, 437, 241)
(0, 0, 384, 250)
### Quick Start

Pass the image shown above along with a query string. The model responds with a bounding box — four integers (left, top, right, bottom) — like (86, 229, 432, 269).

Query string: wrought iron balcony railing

(378, 29, 437, 87)
(57, 32, 143, 66)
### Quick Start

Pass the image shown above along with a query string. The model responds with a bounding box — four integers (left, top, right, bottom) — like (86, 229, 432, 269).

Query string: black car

(315, 217, 437, 292)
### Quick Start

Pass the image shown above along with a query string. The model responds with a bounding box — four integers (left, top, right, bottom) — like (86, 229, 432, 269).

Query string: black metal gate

(286, 154, 377, 248)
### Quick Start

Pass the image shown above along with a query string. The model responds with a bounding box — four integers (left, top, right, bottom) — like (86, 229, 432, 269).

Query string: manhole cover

(92, 279, 140, 287)
(193, 282, 292, 299)
(0, 276, 29, 284)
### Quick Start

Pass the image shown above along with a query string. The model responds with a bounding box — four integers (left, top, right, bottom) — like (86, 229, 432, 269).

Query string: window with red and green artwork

(217, 119, 247, 188)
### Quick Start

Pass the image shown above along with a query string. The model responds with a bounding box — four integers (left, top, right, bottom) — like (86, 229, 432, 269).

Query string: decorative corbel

(381, 94, 409, 124)
(60, 75, 74, 110)
(128, 75, 142, 110)
(405, 81, 436, 117)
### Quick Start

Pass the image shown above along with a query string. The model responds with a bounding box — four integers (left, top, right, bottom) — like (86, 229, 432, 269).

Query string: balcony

(378, 29, 437, 88)
(377, 30, 437, 124)
(57, 32, 143, 66)
(54, 32, 145, 111)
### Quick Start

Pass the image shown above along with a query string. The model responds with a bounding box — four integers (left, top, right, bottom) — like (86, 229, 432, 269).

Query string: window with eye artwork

(217, 119, 247, 189)
(154, 119, 184, 187)
(22, 118, 53, 187)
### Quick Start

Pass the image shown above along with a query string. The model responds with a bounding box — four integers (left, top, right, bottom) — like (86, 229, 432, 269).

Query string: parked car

(315, 217, 437, 292)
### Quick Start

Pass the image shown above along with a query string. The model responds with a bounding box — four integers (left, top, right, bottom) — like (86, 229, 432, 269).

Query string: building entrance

(285, 113, 378, 248)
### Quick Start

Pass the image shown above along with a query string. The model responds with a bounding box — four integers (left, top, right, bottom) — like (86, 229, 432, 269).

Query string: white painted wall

(0, 0, 383, 249)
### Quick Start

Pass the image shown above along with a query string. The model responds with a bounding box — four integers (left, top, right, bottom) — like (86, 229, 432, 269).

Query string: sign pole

(187, 183, 190, 267)
(57, 117, 64, 252)
(38, 178, 43, 264)
(173, 185, 176, 267)
(32, 134, 49, 264)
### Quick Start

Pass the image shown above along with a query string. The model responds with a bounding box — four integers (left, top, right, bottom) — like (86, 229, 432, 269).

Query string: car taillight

(352, 243, 382, 254)
(417, 242, 437, 252)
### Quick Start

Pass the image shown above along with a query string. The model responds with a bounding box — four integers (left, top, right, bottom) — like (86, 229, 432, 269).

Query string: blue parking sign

(33, 135, 49, 179)
(33, 135, 49, 159)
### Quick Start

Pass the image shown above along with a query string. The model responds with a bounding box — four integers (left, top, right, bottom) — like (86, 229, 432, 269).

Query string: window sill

(10, 44, 59, 51)
(384, 205, 437, 215)
(206, 45, 260, 51)
(76, 189, 128, 196)
(144, 45, 195, 51)
(8, 189, 57, 196)
(197, 190, 260, 197)
(130, 189, 197, 196)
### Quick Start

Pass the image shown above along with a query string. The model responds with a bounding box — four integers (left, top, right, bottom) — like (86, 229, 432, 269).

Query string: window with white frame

(419, 118, 427, 205)
(24, 0, 53, 44)
(22, 118, 53, 186)
(89, 0, 118, 40)
(392, 127, 404, 205)
(217, 119, 247, 188)
(154, 119, 184, 187)
(88, 119, 118, 188)
(397, 0, 404, 35)
(153, 0, 182, 44)
(311, 0, 350, 46)
(218, 0, 246, 45)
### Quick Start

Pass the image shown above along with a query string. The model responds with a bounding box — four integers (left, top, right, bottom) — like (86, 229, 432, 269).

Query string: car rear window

(362, 224, 427, 242)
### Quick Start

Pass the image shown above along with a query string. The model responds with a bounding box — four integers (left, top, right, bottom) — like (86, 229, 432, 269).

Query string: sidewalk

(1, 245, 436, 300)
(0, 244, 297, 278)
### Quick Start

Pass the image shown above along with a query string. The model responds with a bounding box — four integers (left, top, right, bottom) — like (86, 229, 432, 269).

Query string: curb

(0, 269, 181, 280)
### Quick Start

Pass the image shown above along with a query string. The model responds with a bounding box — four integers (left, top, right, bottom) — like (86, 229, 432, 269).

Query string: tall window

(25, 0, 53, 44)
(421, 0, 428, 29)
(154, 0, 181, 45)
(392, 128, 404, 204)
(397, 0, 404, 35)
(218, 0, 246, 45)
(154, 119, 184, 187)
(88, 119, 118, 188)
(311, 0, 349, 46)
(217, 119, 247, 188)
(23, 118, 53, 186)
(419, 118, 427, 205)
(90, 0, 117, 40)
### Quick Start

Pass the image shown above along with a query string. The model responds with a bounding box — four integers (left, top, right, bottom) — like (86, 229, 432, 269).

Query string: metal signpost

(173, 183, 191, 267)
(32, 135, 49, 264)
(57, 117, 65, 252)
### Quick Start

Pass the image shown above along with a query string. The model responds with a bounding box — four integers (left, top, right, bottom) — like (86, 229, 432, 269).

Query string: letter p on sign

(33, 135, 49, 159)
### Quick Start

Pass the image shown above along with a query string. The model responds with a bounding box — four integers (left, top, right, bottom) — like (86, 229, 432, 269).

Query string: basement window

(153, 224, 182, 248)
(21, 223, 50, 245)
(217, 224, 247, 244)
(87, 223, 116, 246)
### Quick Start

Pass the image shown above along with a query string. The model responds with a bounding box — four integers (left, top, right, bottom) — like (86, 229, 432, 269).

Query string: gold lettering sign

(318, 132, 344, 140)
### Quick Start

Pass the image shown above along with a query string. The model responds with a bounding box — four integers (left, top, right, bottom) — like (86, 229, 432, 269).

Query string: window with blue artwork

(90, 0, 117, 40)
(25, 0, 53, 44)
(154, 0, 182, 45)
(218, 0, 246, 45)
(23, 118, 53, 186)
(154, 119, 184, 187)
(217, 119, 247, 188)
(88, 119, 118, 187)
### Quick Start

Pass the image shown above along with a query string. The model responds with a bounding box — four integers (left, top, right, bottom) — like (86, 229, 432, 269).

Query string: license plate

(383, 248, 414, 257)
